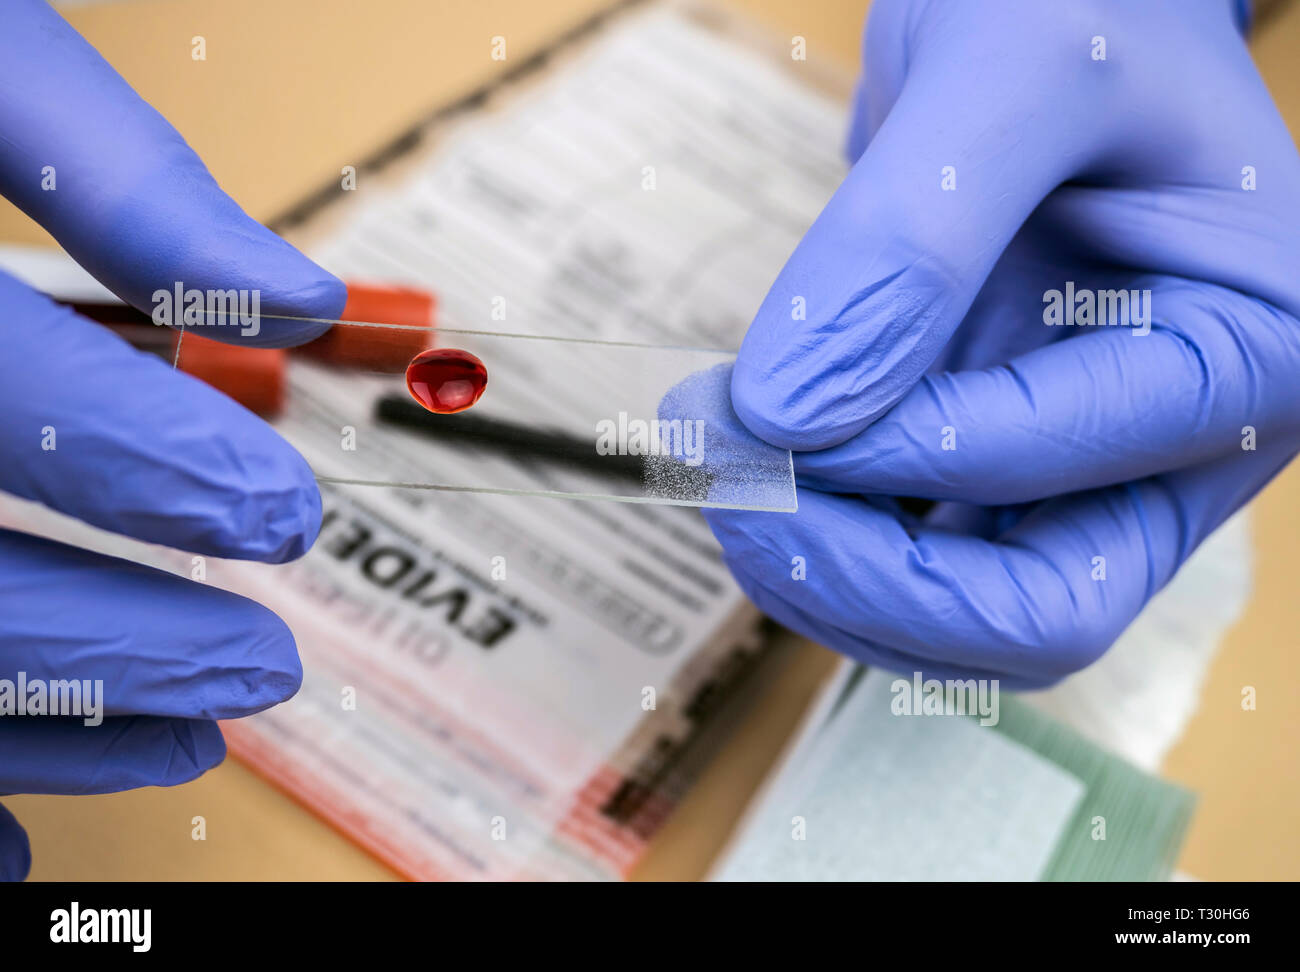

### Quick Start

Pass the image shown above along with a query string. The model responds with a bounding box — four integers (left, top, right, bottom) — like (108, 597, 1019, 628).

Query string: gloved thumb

(731, 6, 1098, 450)
(0, 0, 344, 347)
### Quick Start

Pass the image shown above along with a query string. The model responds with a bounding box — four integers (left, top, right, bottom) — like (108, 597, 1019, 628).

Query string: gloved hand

(707, 0, 1300, 689)
(0, 0, 345, 880)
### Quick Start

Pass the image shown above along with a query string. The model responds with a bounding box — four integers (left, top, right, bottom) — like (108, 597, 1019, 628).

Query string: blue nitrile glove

(0, 0, 346, 880)
(705, 0, 1300, 689)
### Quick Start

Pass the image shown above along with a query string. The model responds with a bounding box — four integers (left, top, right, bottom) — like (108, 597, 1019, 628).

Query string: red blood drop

(405, 348, 488, 414)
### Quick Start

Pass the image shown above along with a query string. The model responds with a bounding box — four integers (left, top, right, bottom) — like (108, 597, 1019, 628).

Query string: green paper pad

(992, 696, 1196, 881)
(712, 667, 1195, 881)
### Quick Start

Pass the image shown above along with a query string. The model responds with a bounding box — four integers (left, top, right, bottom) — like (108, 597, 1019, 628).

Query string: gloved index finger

(0, 0, 344, 347)
(730, 4, 1105, 452)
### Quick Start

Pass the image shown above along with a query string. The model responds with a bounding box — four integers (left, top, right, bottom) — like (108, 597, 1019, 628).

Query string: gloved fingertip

(181, 589, 305, 718)
(0, 804, 32, 882)
(258, 461, 323, 564)
(84, 159, 347, 348)
(238, 608, 304, 714)
(161, 720, 227, 785)
(236, 264, 348, 349)
(297, 473, 325, 556)
(189, 427, 322, 564)
(276, 262, 348, 322)
(730, 354, 866, 452)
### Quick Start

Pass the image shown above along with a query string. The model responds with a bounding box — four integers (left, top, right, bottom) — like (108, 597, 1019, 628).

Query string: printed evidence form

(144, 6, 848, 880)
